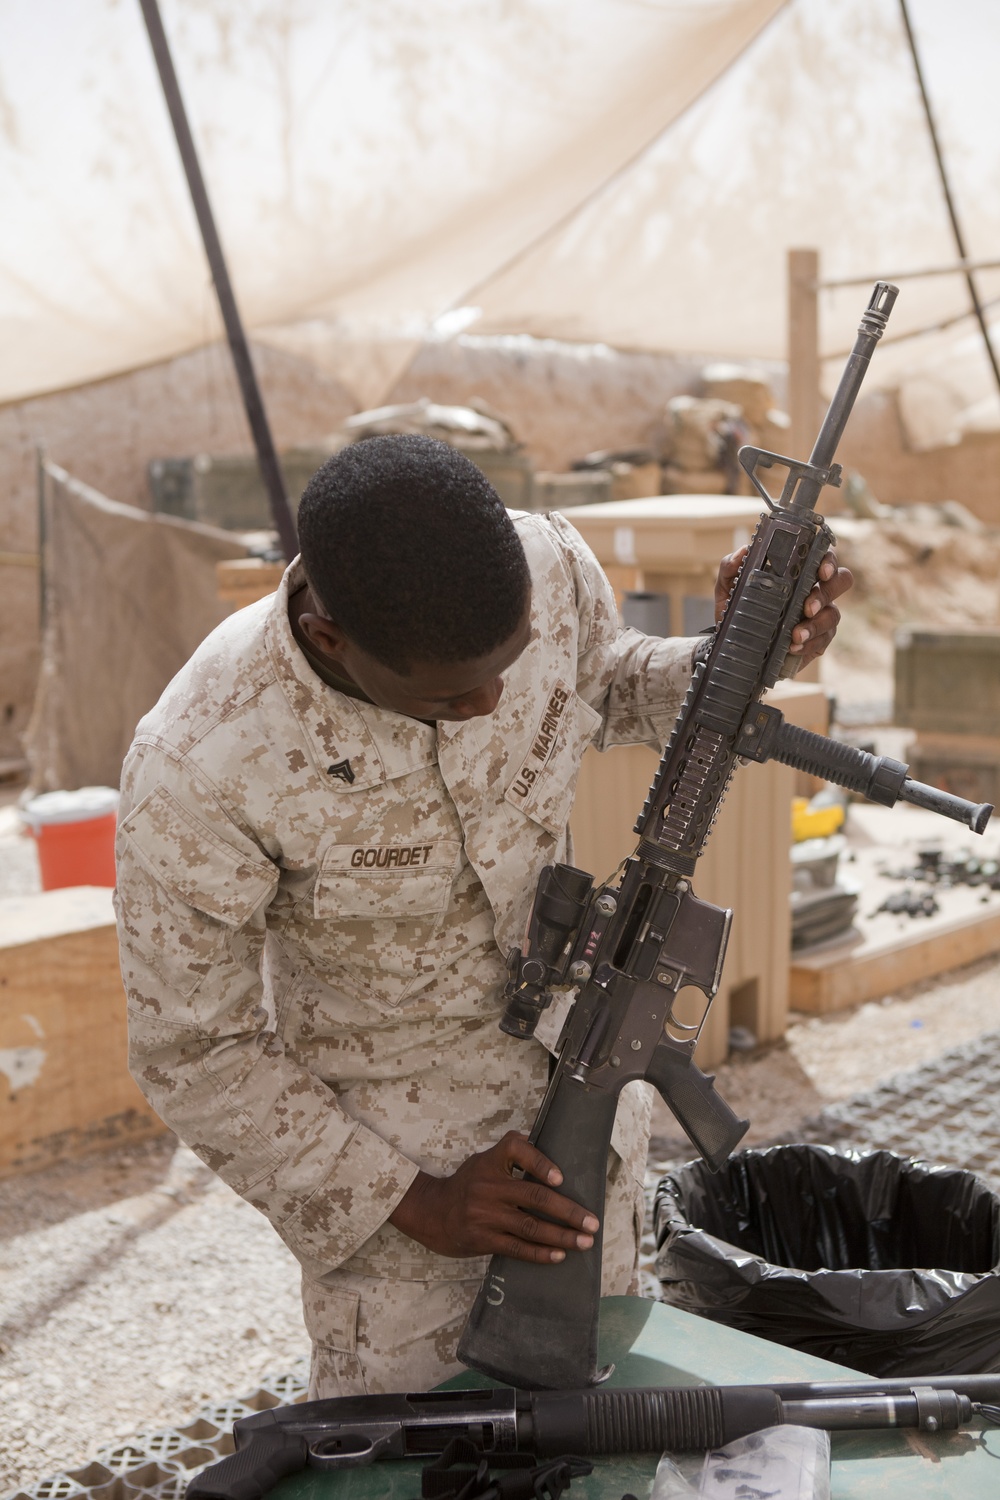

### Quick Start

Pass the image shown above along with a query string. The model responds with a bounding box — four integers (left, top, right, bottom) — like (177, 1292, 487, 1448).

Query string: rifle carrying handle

(186, 1430, 308, 1500)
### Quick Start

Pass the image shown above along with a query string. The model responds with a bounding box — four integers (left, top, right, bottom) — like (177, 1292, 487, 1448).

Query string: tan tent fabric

(1, 0, 997, 420)
(472, 0, 1000, 404)
(0, 0, 785, 405)
(25, 464, 248, 792)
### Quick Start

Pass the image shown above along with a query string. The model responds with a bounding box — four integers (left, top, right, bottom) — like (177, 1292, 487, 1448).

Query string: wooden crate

(790, 905, 1000, 1014)
(216, 557, 285, 611)
(570, 680, 829, 1068)
(0, 888, 166, 1177)
(895, 627, 1000, 736)
(559, 495, 766, 640)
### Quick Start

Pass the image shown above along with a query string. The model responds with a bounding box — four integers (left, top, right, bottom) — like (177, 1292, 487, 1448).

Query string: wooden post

(788, 248, 820, 463)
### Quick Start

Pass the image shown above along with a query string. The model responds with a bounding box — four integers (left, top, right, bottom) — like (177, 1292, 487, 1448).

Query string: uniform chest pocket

(504, 684, 603, 836)
(314, 839, 461, 921)
(307, 839, 463, 1011)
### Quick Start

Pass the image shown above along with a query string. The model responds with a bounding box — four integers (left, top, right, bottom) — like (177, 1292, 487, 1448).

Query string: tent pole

(36, 448, 48, 634)
(787, 248, 820, 467)
(898, 0, 1000, 401)
(137, 0, 298, 561)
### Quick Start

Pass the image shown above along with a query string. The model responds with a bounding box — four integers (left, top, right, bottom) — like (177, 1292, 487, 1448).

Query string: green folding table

(269, 1297, 999, 1499)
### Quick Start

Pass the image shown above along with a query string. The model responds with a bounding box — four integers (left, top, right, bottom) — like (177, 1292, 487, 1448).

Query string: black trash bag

(653, 1143, 1000, 1376)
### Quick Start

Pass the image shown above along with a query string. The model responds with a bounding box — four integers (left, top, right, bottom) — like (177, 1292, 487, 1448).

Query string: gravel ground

(0, 1140, 307, 1493)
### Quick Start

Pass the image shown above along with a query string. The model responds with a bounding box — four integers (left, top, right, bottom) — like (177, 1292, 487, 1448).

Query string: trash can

(654, 1143, 1000, 1375)
(22, 786, 119, 890)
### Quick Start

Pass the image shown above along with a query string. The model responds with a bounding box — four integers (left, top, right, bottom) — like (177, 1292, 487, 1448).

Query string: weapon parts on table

(186, 1374, 1000, 1499)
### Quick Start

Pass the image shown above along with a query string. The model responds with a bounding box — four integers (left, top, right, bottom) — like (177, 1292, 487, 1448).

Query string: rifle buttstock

(459, 1075, 618, 1388)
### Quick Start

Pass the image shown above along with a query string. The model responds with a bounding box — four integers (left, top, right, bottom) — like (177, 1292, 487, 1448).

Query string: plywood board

(216, 558, 284, 609)
(0, 888, 166, 1177)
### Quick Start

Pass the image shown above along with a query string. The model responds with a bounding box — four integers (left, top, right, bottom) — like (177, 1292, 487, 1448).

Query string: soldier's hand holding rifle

(389, 1129, 599, 1262)
(715, 546, 853, 665)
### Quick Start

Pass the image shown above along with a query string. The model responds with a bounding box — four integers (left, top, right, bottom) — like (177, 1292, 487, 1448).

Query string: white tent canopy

(3, 0, 998, 420)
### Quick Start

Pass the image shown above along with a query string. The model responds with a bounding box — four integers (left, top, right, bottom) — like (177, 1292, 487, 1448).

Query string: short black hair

(296, 433, 531, 670)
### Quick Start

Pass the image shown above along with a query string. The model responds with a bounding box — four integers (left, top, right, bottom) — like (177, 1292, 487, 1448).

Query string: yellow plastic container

(792, 796, 845, 843)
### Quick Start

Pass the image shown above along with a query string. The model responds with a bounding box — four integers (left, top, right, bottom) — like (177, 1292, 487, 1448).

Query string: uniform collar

(264, 559, 439, 790)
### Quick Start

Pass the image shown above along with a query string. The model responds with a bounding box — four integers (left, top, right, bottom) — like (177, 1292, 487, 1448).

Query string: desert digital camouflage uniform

(115, 510, 698, 1395)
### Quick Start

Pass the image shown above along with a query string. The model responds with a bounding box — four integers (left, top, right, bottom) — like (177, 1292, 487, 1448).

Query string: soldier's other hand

(713, 545, 853, 667)
(789, 548, 853, 665)
(387, 1130, 599, 1263)
(713, 546, 747, 622)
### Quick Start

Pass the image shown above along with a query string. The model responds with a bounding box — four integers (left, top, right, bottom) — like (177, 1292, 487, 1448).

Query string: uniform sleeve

(115, 739, 419, 1279)
(543, 511, 698, 749)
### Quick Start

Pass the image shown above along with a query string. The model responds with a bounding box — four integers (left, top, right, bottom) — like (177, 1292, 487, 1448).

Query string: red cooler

(22, 786, 119, 890)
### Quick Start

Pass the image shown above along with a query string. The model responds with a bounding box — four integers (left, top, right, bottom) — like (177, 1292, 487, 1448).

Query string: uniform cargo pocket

(301, 1278, 361, 1353)
(300, 1280, 366, 1396)
(304, 840, 463, 1010)
(119, 785, 278, 926)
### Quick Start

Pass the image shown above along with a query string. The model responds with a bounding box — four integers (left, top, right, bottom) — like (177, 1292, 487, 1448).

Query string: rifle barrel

(795, 281, 898, 508)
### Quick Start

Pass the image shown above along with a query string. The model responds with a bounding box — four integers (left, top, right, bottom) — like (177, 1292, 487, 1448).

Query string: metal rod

(822, 257, 1000, 290)
(898, 0, 1000, 401)
(137, 0, 298, 561)
(901, 777, 993, 835)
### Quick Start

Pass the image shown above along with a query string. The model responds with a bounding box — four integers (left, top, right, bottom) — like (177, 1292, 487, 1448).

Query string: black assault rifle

(187, 1375, 1000, 1497)
(457, 283, 994, 1391)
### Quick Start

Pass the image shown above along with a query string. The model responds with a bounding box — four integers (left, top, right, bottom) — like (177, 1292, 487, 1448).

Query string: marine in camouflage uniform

(117, 440, 849, 1395)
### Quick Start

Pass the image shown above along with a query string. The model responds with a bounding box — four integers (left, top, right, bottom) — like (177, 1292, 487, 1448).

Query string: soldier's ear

(299, 610, 349, 662)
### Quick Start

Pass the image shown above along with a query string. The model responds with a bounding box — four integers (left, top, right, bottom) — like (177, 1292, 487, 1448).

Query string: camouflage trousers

(304, 1151, 645, 1397)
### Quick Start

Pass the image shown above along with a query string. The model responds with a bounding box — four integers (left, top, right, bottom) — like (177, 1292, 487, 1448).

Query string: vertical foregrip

(769, 722, 892, 796)
(529, 1386, 781, 1454)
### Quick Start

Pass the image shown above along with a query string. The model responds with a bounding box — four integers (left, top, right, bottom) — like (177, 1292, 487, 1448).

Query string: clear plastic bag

(652, 1428, 830, 1500)
(651, 1452, 701, 1498)
(698, 1426, 830, 1500)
